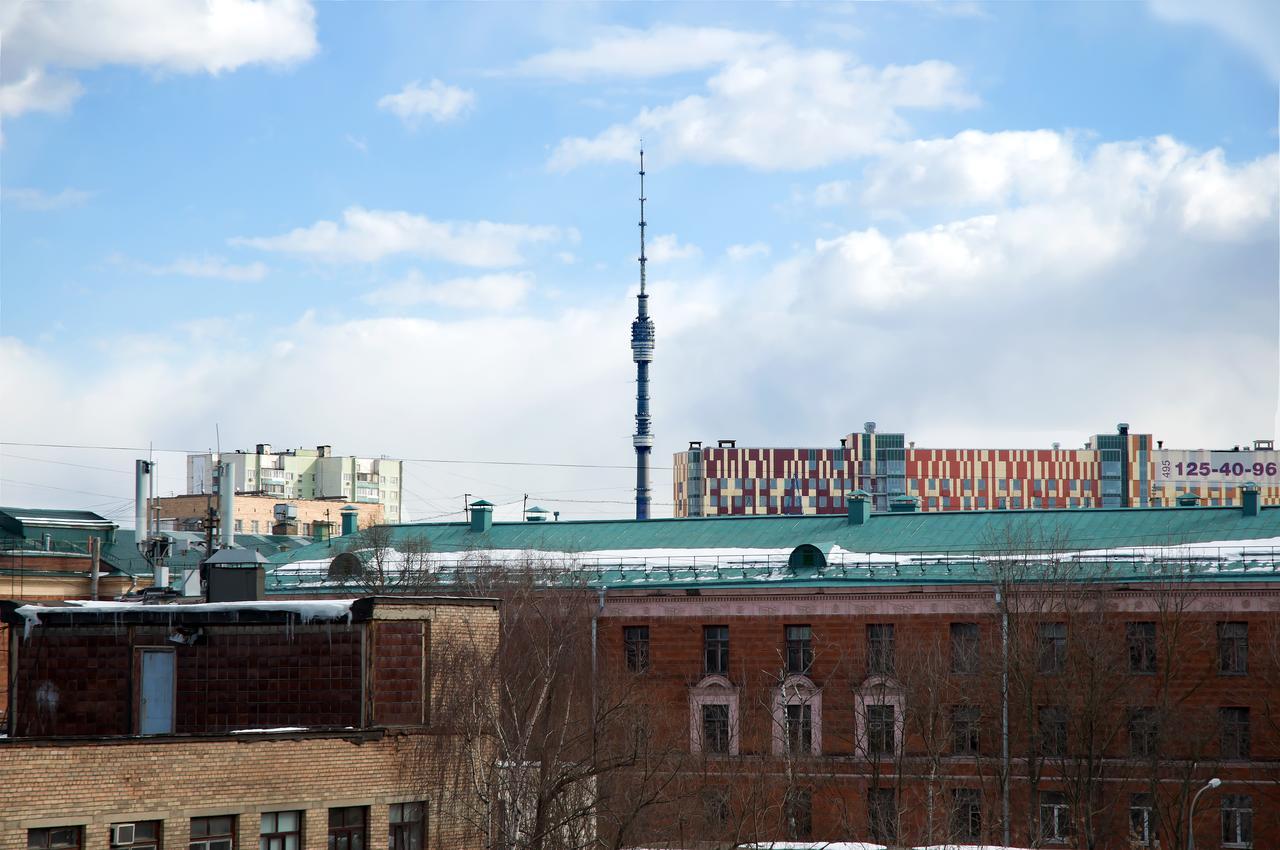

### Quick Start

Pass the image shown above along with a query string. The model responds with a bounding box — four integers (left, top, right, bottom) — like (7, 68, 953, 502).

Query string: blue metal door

(140, 650, 174, 734)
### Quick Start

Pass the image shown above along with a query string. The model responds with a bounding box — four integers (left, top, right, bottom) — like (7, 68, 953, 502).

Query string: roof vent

(717, 439, 736, 448)
(1242, 482, 1260, 517)
(847, 491, 872, 525)
(1176, 492, 1201, 508)
(469, 499, 494, 533)
(889, 495, 921, 513)
(1255, 439, 1274, 450)
(526, 505, 549, 523)
(788, 544, 826, 573)
(1052, 442, 1060, 450)
(864, 421, 876, 434)
(688, 440, 702, 450)
(256, 443, 272, 455)
(1117, 423, 1130, 436)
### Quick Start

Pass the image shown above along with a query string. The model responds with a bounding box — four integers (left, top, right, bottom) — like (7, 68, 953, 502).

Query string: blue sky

(1, 0, 1277, 523)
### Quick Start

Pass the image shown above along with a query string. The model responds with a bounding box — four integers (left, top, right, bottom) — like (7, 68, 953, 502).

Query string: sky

(1, 0, 1278, 526)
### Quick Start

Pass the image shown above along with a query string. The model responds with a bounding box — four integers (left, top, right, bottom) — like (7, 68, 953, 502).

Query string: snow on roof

(14, 599, 355, 638)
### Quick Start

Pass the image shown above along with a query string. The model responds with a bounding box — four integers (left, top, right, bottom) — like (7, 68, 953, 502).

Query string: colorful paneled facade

(675, 425, 1280, 516)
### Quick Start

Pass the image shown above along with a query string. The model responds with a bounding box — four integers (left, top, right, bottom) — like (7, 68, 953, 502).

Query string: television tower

(631, 148, 655, 520)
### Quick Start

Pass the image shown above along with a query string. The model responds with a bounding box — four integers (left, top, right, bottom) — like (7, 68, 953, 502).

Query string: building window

(1222, 795, 1253, 848)
(623, 626, 650, 673)
(951, 705, 980, 755)
(1221, 707, 1251, 760)
(327, 808, 366, 850)
(950, 788, 982, 841)
(1219, 622, 1248, 674)
(867, 704, 895, 755)
(867, 623, 895, 676)
(784, 703, 813, 755)
(785, 624, 812, 674)
(950, 622, 979, 674)
(259, 813, 300, 850)
(234, 519, 243, 533)
(868, 788, 897, 843)
(1038, 706, 1068, 757)
(1128, 707, 1158, 757)
(1129, 794, 1154, 845)
(704, 625, 729, 675)
(1039, 792, 1072, 843)
(1037, 622, 1067, 674)
(1126, 621, 1157, 673)
(29, 828, 81, 850)
(702, 704, 730, 754)
(190, 818, 235, 850)
(112, 823, 160, 850)
(784, 788, 813, 840)
(388, 803, 426, 850)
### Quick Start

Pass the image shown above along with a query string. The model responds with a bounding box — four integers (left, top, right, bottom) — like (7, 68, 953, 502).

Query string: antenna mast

(630, 147, 655, 520)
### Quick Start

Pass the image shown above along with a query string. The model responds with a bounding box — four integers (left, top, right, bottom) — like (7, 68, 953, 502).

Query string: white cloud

(726, 242, 770, 262)
(647, 234, 700, 263)
(378, 79, 476, 127)
(121, 254, 269, 282)
(232, 207, 565, 267)
(549, 36, 976, 171)
(811, 180, 856, 207)
(1, 0, 318, 120)
(1148, 0, 1280, 80)
(514, 25, 776, 79)
(2, 186, 91, 210)
(791, 137, 1278, 309)
(364, 270, 533, 310)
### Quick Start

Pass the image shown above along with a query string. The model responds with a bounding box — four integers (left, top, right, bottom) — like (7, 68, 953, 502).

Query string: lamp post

(1187, 777, 1221, 850)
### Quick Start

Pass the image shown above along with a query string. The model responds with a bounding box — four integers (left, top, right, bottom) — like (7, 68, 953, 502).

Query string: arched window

(854, 675, 905, 758)
(772, 675, 822, 756)
(689, 675, 739, 756)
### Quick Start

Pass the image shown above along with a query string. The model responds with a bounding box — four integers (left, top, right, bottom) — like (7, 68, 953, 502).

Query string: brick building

(268, 493, 1280, 848)
(674, 422, 1280, 516)
(1, 595, 499, 850)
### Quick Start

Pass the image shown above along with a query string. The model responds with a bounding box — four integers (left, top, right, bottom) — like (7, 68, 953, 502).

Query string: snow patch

(15, 599, 355, 639)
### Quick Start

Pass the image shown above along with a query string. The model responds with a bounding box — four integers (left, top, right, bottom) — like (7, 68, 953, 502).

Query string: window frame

(866, 703, 896, 756)
(326, 808, 367, 850)
(784, 624, 813, 675)
(867, 623, 896, 677)
(1126, 621, 1157, 674)
(623, 625, 650, 673)
(783, 787, 813, 841)
(867, 787, 898, 844)
(28, 828, 83, 850)
(1038, 792, 1072, 844)
(950, 788, 982, 842)
(259, 813, 301, 850)
(111, 822, 160, 850)
(1221, 795, 1253, 848)
(1218, 622, 1248, 675)
(189, 817, 235, 850)
(1220, 706, 1251, 760)
(1038, 706, 1069, 758)
(703, 625, 729, 676)
(951, 704, 981, 756)
(701, 703, 731, 755)
(1128, 707, 1159, 758)
(1037, 622, 1067, 675)
(1129, 794, 1154, 845)
(950, 622, 979, 675)
(388, 803, 426, 850)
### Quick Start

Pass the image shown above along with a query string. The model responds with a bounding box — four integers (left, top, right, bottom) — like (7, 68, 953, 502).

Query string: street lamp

(1187, 777, 1221, 850)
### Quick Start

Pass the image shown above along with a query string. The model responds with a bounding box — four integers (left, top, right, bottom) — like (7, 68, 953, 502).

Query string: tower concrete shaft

(631, 149, 655, 520)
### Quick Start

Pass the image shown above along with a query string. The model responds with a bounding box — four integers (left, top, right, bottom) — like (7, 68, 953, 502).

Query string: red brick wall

(599, 587, 1280, 846)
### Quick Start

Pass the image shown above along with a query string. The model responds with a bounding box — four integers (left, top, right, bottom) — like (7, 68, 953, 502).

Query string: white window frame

(771, 675, 821, 756)
(854, 676, 905, 758)
(689, 675, 739, 756)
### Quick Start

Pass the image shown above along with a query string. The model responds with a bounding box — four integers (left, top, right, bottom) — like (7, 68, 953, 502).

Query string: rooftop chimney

(256, 443, 272, 455)
(469, 499, 494, 533)
(1117, 423, 1130, 436)
(219, 460, 235, 548)
(340, 505, 359, 536)
(847, 491, 872, 525)
(1242, 482, 1260, 517)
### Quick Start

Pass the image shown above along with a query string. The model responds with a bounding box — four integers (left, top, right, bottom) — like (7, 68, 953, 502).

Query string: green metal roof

(105, 529, 316, 578)
(271, 504, 1280, 563)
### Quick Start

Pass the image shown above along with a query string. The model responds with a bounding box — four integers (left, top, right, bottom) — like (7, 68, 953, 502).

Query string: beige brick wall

(0, 732, 488, 850)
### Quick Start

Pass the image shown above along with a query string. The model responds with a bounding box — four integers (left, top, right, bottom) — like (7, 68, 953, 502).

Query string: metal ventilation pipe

(135, 460, 153, 548)
(219, 460, 235, 548)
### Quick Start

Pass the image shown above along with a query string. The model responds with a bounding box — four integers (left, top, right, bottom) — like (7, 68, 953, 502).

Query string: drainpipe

(997, 584, 1010, 846)
(591, 587, 606, 722)
(89, 536, 100, 601)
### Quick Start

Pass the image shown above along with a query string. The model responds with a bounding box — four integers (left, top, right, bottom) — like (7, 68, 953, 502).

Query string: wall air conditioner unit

(111, 825, 136, 846)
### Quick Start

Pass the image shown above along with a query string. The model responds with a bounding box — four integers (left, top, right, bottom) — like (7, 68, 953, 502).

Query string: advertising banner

(1152, 449, 1280, 489)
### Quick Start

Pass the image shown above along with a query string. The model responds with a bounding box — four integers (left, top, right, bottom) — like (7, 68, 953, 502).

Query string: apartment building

(187, 445, 404, 523)
(675, 422, 1280, 516)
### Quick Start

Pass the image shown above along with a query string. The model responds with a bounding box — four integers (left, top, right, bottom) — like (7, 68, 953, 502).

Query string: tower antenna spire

(630, 145, 655, 520)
